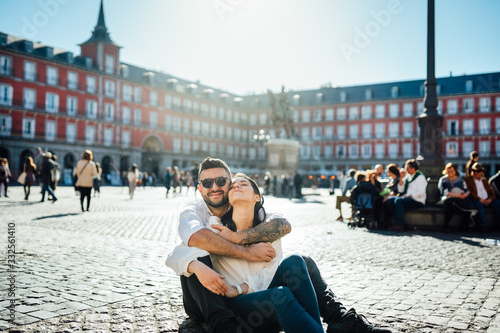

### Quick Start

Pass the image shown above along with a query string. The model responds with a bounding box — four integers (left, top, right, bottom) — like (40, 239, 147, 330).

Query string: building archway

(18, 149, 33, 173)
(141, 135, 163, 176)
(101, 155, 118, 184)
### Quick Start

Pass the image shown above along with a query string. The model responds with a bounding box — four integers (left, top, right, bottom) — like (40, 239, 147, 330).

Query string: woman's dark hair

(442, 162, 459, 176)
(82, 150, 93, 161)
(406, 159, 419, 170)
(221, 173, 266, 232)
(386, 164, 400, 177)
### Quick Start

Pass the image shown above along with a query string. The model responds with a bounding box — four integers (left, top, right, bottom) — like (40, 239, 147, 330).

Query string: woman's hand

(211, 224, 241, 244)
(188, 260, 229, 295)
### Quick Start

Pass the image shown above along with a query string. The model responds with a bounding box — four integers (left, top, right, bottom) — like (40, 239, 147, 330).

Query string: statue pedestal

(265, 139, 300, 177)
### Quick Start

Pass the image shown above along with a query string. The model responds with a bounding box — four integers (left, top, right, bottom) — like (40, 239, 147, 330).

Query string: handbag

(17, 172, 27, 185)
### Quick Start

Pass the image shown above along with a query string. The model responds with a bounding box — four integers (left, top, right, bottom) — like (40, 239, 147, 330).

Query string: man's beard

(203, 191, 229, 208)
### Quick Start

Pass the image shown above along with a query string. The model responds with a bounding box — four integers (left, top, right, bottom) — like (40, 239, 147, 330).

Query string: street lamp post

(253, 129, 270, 175)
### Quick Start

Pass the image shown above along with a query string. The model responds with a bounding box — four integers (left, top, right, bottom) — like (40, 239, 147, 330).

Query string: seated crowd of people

(336, 154, 500, 232)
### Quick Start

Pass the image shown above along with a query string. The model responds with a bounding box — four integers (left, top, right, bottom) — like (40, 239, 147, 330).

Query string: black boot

(337, 308, 392, 333)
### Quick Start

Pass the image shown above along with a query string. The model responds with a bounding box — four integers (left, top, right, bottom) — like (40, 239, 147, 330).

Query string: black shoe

(215, 318, 240, 333)
(40, 200, 45, 202)
(340, 308, 392, 333)
(52, 198, 58, 203)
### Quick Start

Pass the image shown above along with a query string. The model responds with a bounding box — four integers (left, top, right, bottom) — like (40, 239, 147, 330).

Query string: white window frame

(403, 103, 413, 117)
(24, 61, 36, 81)
(402, 143, 413, 158)
(375, 123, 385, 138)
(122, 106, 131, 124)
(336, 144, 346, 158)
(361, 144, 372, 159)
(150, 91, 158, 106)
(325, 108, 334, 121)
(446, 142, 458, 158)
(22, 118, 36, 139)
(85, 126, 95, 145)
(0, 115, 12, 136)
(104, 128, 113, 146)
(67, 71, 78, 90)
(134, 109, 142, 126)
(479, 118, 490, 135)
(134, 87, 142, 103)
(349, 145, 359, 159)
(337, 107, 346, 120)
(348, 106, 359, 120)
(104, 80, 115, 97)
(447, 120, 459, 136)
(375, 144, 385, 159)
(66, 123, 76, 143)
(150, 112, 158, 128)
(362, 124, 372, 138)
(67, 96, 78, 116)
(388, 143, 398, 158)
(86, 99, 97, 119)
(479, 97, 491, 113)
(337, 125, 346, 139)
(45, 120, 56, 141)
(105, 54, 115, 74)
(122, 131, 131, 148)
(389, 104, 399, 118)
(388, 123, 399, 138)
(361, 105, 371, 119)
(479, 141, 490, 157)
(462, 142, 473, 157)
(447, 99, 458, 115)
(402, 122, 413, 137)
(463, 119, 474, 135)
(23, 88, 36, 109)
(375, 104, 385, 118)
(45, 92, 59, 113)
(86, 76, 96, 93)
(463, 98, 474, 113)
(0, 84, 13, 106)
(0, 55, 12, 76)
(46, 66, 58, 86)
(104, 103, 114, 122)
(122, 84, 132, 101)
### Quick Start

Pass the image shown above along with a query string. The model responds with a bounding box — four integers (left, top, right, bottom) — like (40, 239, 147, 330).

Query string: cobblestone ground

(1, 185, 499, 332)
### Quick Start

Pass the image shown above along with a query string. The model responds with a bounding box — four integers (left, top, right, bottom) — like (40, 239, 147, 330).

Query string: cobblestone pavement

(1, 185, 499, 332)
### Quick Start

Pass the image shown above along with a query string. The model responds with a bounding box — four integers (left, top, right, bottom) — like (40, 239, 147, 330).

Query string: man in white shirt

(385, 159, 427, 231)
(465, 163, 500, 230)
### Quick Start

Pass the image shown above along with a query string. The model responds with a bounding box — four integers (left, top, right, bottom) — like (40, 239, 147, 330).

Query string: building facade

(1, 2, 499, 184)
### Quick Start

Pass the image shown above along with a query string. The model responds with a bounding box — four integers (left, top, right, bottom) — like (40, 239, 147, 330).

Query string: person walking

(164, 166, 172, 198)
(94, 162, 102, 197)
(39, 152, 58, 203)
(0, 158, 12, 197)
(23, 156, 37, 200)
(74, 150, 98, 212)
(127, 164, 139, 199)
(48, 154, 61, 201)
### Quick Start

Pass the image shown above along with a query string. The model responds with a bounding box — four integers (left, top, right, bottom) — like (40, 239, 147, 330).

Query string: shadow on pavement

(33, 213, 81, 220)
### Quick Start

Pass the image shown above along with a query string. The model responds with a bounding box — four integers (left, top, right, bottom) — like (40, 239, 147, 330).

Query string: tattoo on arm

(238, 218, 291, 244)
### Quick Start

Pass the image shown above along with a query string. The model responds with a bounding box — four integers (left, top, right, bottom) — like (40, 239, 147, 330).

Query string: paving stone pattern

(0, 186, 499, 332)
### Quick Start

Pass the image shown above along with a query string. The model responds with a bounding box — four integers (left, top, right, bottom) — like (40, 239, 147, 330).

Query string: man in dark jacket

(39, 152, 57, 203)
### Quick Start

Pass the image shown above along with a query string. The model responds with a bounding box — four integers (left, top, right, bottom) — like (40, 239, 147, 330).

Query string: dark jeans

(471, 199, 500, 227)
(385, 196, 424, 225)
(41, 181, 57, 201)
(442, 197, 475, 228)
(227, 255, 323, 333)
(181, 255, 347, 332)
(79, 186, 92, 211)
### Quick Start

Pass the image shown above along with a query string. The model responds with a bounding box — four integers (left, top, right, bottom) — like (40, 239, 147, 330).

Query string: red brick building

(1, 1, 499, 183)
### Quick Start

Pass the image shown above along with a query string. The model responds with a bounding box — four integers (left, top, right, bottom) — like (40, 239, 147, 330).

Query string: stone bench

(401, 205, 495, 230)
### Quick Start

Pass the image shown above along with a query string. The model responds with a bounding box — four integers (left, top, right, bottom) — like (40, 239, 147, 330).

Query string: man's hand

(211, 224, 240, 243)
(188, 260, 229, 295)
(244, 242, 276, 262)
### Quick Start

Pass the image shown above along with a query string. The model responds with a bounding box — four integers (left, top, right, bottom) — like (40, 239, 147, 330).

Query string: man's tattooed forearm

(239, 218, 292, 244)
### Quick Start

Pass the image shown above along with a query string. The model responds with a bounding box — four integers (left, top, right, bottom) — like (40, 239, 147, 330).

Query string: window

(479, 118, 490, 134)
(479, 141, 490, 157)
(22, 118, 35, 138)
(184, 119, 191, 134)
(465, 80, 473, 93)
(86, 76, 96, 93)
(46, 66, 58, 85)
(134, 109, 142, 126)
(66, 123, 76, 143)
(463, 141, 473, 157)
(362, 124, 372, 138)
(122, 84, 132, 101)
(403, 103, 413, 117)
(463, 98, 474, 113)
(233, 111, 239, 123)
(312, 126, 322, 140)
(0, 84, 13, 105)
(312, 146, 321, 159)
(375, 144, 385, 158)
(150, 91, 158, 106)
(446, 142, 458, 158)
(325, 109, 334, 121)
(340, 91, 347, 102)
(417, 102, 424, 114)
(293, 111, 299, 123)
(361, 106, 371, 119)
(201, 122, 209, 136)
(105, 54, 115, 74)
(249, 114, 257, 125)
(313, 109, 322, 122)
(438, 100, 443, 115)
(324, 126, 333, 139)
(259, 113, 267, 125)
(122, 107, 131, 124)
(85, 126, 95, 145)
(45, 120, 56, 141)
(365, 89, 372, 101)
(134, 87, 142, 103)
(225, 108, 231, 121)
(375, 104, 385, 118)
(388, 143, 398, 158)
(24, 88, 36, 109)
(496, 97, 500, 112)
(24, 61, 36, 81)
(104, 103, 114, 121)
(496, 118, 500, 134)
(361, 144, 372, 159)
(45, 92, 59, 113)
(226, 127, 232, 140)
(301, 127, 310, 140)
(479, 97, 491, 113)
(349, 125, 359, 139)
(389, 104, 399, 118)
(301, 145, 311, 159)
(447, 120, 459, 136)
(496, 141, 500, 157)
(302, 110, 310, 122)
(324, 145, 333, 158)
(337, 107, 346, 120)
(193, 140, 200, 153)
(233, 128, 240, 141)
(183, 139, 191, 154)
(348, 106, 359, 120)
(389, 123, 399, 138)
(463, 119, 474, 135)
(349, 145, 359, 159)
(104, 128, 113, 146)
(336, 145, 346, 158)
(391, 86, 399, 98)
(86, 100, 97, 119)
(0, 115, 12, 136)
(122, 131, 131, 148)
(402, 143, 413, 158)
(150, 112, 158, 128)
(337, 125, 346, 139)
(173, 117, 181, 132)
(67, 96, 78, 116)
(163, 95, 172, 109)
(0, 55, 12, 75)
(375, 123, 385, 138)
(104, 80, 115, 97)
(67, 71, 78, 89)
(447, 99, 458, 115)
(402, 122, 413, 137)
(164, 115, 172, 131)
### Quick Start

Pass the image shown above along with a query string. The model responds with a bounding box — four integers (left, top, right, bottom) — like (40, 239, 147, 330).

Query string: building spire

(79, 0, 119, 46)
(97, 0, 106, 28)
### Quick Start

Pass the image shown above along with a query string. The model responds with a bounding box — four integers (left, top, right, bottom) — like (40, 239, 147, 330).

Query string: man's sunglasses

(200, 176, 230, 189)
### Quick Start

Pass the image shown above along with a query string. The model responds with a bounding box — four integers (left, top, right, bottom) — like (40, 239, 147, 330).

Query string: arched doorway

(18, 149, 33, 173)
(141, 136, 162, 176)
(101, 155, 119, 185)
(62, 153, 77, 185)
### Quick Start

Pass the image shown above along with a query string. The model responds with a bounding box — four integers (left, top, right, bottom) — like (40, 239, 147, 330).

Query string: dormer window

(167, 79, 178, 90)
(391, 86, 399, 98)
(293, 94, 301, 106)
(365, 89, 372, 100)
(340, 91, 347, 102)
(143, 72, 154, 84)
(465, 80, 473, 93)
(105, 54, 115, 74)
(120, 65, 129, 78)
(316, 93, 323, 104)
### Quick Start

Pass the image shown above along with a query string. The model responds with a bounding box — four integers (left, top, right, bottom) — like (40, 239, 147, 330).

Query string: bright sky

(0, 0, 499, 95)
